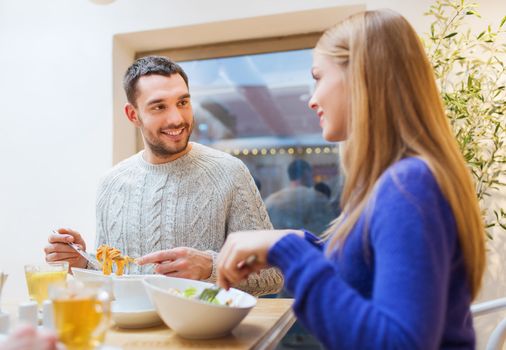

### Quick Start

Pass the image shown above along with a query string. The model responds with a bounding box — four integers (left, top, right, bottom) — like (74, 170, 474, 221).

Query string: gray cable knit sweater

(94, 142, 283, 296)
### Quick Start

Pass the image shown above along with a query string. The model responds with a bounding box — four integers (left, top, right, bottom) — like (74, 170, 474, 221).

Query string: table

(105, 298, 295, 350)
(2, 298, 296, 350)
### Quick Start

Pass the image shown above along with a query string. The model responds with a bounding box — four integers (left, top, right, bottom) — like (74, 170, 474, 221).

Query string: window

(138, 35, 343, 234)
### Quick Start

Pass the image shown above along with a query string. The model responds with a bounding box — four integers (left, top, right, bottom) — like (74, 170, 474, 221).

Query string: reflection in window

(181, 49, 343, 235)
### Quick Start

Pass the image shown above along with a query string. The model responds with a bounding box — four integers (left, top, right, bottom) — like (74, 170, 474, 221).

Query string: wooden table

(2, 298, 295, 350)
(105, 298, 295, 350)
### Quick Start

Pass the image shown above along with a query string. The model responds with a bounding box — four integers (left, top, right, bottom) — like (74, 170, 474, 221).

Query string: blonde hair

(317, 9, 485, 299)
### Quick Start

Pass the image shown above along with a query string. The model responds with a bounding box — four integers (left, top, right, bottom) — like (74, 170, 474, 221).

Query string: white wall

(1, 0, 505, 348)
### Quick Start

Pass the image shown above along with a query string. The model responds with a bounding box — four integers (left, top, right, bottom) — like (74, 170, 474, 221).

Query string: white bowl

(142, 275, 257, 339)
(111, 300, 162, 329)
(112, 275, 154, 309)
(71, 267, 110, 283)
(71, 267, 113, 295)
(71, 268, 152, 308)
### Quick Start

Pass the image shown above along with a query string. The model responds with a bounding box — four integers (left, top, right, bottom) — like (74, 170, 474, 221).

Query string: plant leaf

(423, 0, 506, 239)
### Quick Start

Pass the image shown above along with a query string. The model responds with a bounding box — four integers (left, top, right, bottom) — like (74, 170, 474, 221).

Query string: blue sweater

(267, 157, 474, 350)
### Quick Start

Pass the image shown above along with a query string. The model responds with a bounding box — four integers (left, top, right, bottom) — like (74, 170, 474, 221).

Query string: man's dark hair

(288, 159, 312, 181)
(123, 56, 189, 106)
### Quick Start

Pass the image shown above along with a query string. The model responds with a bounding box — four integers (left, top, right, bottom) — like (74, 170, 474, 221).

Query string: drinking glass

(50, 280, 111, 350)
(24, 262, 68, 308)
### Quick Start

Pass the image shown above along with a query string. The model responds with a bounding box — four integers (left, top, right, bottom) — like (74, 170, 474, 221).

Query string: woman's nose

(308, 96, 318, 110)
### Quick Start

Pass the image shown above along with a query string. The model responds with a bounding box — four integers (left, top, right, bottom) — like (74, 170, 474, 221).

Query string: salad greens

(168, 287, 224, 305)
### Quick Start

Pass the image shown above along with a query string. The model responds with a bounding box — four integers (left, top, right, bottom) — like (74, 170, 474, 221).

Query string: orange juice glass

(24, 262, 68, 308)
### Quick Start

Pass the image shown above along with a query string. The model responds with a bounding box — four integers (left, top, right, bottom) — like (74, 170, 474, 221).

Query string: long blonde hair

(318, 9, 485, 299)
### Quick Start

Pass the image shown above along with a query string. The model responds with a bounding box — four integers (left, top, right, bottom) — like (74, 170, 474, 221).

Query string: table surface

(2, 298, 296, 350)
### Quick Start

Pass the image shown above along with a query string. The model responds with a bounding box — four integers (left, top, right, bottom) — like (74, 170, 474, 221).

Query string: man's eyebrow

(146, 98, 164, 106)
(146, 93, 191, 106)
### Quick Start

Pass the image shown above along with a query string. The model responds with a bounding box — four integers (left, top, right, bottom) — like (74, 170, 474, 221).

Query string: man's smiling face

(128, 73, 194, 162)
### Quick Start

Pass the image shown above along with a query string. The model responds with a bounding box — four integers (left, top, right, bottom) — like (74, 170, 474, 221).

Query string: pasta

(96, 245, 135, 276)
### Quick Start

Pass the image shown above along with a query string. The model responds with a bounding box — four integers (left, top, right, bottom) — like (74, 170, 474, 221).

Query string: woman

(216, 9, 485, 350)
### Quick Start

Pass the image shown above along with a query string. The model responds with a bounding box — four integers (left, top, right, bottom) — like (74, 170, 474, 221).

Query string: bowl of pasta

(71, 268, 148, 299)
(143, 275, 257, 339)
(112, 274, 153, 308)
(71, 267, 110, 283)
(71, 244, 137, 284)
(71, 268, 161, 328)
(71, 245, 156, 319)
(71, 244, 136, 278)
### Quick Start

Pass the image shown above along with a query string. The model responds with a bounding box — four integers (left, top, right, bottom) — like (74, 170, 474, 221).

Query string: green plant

(424, 0, 506, 238)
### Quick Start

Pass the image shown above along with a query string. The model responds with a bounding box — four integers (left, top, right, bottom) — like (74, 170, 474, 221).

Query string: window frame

(134, 33, 322, 152)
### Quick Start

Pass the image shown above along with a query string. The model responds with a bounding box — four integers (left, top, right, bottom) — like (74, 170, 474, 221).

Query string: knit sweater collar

(135, 142, 201, 173)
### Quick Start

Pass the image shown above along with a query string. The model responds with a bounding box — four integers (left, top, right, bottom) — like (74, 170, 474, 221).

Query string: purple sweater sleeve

(267, 160, 463, 349)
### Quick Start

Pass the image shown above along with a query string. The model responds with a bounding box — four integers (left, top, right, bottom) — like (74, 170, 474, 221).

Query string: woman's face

(308, 53, 350, 142)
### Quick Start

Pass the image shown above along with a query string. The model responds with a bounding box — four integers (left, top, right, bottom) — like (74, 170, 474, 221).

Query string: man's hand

(137, 247, 213, 280)
(44, 228, 87, 269)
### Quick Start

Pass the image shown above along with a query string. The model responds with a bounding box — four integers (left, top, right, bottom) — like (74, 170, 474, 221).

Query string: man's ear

(124, 103, 141, 127)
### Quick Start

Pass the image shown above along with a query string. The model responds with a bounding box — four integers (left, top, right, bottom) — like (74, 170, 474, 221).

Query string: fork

(197, 254, 257, 302)
(198, 285, 221, 302)
(53, 230, 103, 270)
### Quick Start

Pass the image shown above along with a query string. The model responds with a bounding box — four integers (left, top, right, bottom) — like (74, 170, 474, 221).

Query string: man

(44, 56, 282, 296)
(263, 159, 334, 347)
(265, 159, 335, 236)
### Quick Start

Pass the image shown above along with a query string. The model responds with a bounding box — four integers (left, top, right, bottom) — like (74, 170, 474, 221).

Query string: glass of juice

(50, 280, 111, 350)
(24, 262, 69, 308)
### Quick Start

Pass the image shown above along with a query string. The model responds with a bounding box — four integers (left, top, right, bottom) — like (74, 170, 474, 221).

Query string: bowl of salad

(142, 275, 257, 339)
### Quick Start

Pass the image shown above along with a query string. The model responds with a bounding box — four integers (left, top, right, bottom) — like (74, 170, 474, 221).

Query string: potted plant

(424, 0, 506, 238)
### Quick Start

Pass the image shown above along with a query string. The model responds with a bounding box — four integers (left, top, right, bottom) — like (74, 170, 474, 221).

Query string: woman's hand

(216, 229, 303, 290)
(0, 324, 58, 350)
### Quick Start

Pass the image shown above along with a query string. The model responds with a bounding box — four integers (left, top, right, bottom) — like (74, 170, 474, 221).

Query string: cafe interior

(0, 0, 505, 349)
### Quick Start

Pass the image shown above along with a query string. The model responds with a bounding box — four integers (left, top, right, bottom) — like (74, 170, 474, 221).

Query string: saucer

(111, 301, 163, 329)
